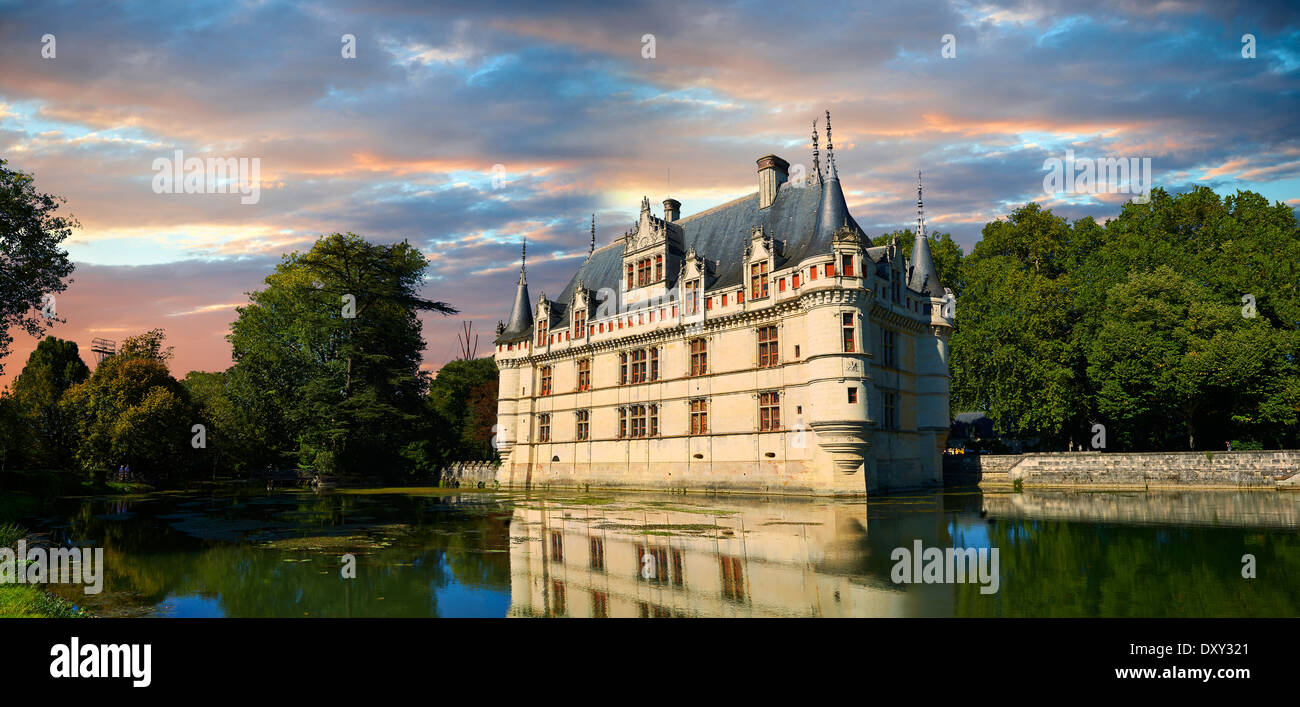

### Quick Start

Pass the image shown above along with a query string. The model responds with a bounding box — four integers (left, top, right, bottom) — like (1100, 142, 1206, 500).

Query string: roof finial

(824, 110, 837, 177)
(811, 118, 821, 181)
(917, 170, 926, 239)
(588, 213, 596, 259)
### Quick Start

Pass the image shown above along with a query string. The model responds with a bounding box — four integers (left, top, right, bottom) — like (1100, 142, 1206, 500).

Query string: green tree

(63, 329, 197, 485)
(947, 205, 1098, 446)
(227, 233, 456, 477)
(427, 356, 499, 463)
(8, 336, 89, 468)
(0, 160, 77, 377)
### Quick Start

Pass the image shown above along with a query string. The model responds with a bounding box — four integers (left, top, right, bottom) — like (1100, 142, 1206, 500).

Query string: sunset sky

(1, 0, 1297, 387)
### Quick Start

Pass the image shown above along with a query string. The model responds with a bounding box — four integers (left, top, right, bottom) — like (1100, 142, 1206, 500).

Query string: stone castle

(492, 114, 953, 495)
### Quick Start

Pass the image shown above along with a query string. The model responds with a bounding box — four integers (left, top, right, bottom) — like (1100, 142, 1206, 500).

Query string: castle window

(793, 273, 800, 288)
(629, 404, 647, 438)
(649, 404, 659, 437)
(618, 408, 627, 438)
(779, 278, 786, 292)
(573, 309, 585, 338)
(841, 253, 854, 277)
(690, 338, 708, 376)
(737, 290, 744, 303)
(842, 313, 855, 353)
(826, 263, 835, 277)
(705, 297, 713, 310)
(637, 258, 652, 287)
(757, 325, 779, 368)
(627, 264, 634, 289)
(810, 267, 818, 281)
(750, 261, 769, 300)
(576, 410, 590, 441)
(690, 399, 708, 435)
(650, 347, 659, 381)
(631, 349, 647, 383)
(619, 352, 628, 385)
(540, 366, 553, 395)
(536, 318, 548, 346)
(882, 327, 896, 367)
(685, 279, 700, 315)
(883, 391, 897, 430)
(722, 294, 728, 306)
(576, 358, 590, 391)
(892, 278, 900, 304)
(848, 387, 858, 404)
(655, 255, 663, 282)
(538, 413, 551, 442)
(759, 391, 780, 431)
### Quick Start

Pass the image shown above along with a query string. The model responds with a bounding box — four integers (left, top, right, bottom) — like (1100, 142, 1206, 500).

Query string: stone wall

(437, 461, 501, 487)
(946, 450, 1300, 489)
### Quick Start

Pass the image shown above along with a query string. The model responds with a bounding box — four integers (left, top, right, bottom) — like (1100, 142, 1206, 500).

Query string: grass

(0, 490, 90, 618)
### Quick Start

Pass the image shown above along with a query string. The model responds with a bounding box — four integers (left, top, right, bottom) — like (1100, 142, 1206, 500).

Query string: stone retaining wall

(436, 461, 501, 487)
(945, 450, 1300, 489)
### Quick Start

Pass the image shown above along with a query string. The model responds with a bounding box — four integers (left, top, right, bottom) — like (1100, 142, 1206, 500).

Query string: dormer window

(655, 255, 663, 282)
(684, 278, 701, 315)
(573, 309, 586, 338)
(536, 317, 548, 346)
(750, 261, 769, 300)
(841, 253, 855, 277)
(637, 258, 652, 286)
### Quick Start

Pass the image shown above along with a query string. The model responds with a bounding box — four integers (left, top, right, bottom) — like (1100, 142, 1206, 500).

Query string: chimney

(663, 198, 681, 222)
(756, 154, 789, 209)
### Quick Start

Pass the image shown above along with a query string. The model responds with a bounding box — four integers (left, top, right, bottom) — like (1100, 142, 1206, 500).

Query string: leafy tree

(947, 205, 1096, 446)
(427, 357, 499, 463)
(227, 233, 456, 477)
(0, 160, 77, 377)
(8, 336, 89, 468)
(62, 329, 196, 485)
(182, 370, 263, 477)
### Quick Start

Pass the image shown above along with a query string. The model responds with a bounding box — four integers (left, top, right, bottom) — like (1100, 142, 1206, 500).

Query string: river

(19, 486, 1300, 617)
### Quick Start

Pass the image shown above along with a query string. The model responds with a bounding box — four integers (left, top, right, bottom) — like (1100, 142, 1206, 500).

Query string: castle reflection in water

(506, 489, 1300, 618)
(506, 493, 970, 618)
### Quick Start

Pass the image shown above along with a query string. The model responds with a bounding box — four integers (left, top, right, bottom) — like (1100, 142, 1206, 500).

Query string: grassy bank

(0, 490, 90, 618)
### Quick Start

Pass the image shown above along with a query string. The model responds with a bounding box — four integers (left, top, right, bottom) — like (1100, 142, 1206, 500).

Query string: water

(18, 487, 1300, 618)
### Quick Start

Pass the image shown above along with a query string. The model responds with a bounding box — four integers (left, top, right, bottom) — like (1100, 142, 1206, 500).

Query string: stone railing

(946, 450, 1300, 489)
(436, 461, 501, 488)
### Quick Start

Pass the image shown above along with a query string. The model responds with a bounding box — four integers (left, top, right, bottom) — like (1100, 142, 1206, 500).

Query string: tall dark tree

(227, 233, 456, 477)
(0, 160, 77, 377)
(8, 336, 89, 468)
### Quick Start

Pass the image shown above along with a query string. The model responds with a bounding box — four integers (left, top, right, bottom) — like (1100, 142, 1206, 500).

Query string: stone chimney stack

(663, 198, 681, 222)
(756, 154, 790, 209)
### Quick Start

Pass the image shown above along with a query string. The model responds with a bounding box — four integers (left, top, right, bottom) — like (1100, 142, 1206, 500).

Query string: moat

(17, 486, 1300, 618)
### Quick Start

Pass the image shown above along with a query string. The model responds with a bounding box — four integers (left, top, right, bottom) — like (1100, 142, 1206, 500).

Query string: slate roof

(498, 158, 937, 344)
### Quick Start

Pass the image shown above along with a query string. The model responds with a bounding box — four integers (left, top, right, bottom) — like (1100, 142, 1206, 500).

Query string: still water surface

(23, 487, 1300, 617)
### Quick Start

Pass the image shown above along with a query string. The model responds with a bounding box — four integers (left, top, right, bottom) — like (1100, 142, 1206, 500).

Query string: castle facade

(493, 117, 952, 495)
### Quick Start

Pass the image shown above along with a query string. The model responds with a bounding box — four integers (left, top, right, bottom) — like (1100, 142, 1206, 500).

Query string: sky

(1, 0, 1297, 388)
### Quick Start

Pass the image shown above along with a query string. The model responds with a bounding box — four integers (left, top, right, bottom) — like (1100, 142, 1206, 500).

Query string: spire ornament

(824, 110, 836, 176)
(811, 118, 821, 182)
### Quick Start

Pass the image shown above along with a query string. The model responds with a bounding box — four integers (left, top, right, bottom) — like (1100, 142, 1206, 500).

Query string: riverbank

(0, 491, 91, 618)
(946, 450, 1300, 490)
